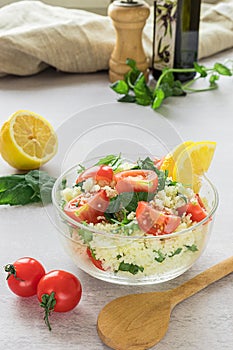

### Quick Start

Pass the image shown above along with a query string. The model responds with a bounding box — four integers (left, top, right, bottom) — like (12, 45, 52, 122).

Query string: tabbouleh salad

(59, 154, 210, 277)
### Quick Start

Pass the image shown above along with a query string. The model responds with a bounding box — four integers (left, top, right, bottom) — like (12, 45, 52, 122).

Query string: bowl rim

(52, 162, 219, 241)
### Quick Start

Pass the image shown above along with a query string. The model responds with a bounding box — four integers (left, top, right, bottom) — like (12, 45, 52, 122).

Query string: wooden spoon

(97, 256, 233, 350)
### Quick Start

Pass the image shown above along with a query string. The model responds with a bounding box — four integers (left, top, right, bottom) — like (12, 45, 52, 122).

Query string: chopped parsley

(185, 244, 198, 252)
(168, 247, 183, 257)
(95, 153, 123, 171)
(154, 249, 166, 263)
(117, 261, 144, 275)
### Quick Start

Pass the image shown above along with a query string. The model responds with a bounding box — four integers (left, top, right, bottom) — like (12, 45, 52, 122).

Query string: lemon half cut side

(0, 110, 58, 170)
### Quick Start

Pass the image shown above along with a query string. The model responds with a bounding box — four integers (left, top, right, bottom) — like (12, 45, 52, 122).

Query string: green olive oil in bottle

(152, 0, 201, 82)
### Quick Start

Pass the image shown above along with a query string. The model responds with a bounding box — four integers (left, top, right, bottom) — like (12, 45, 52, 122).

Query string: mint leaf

(152, 88, 165, 109)
(172, 80, 186, 96)
(125, 59, 141, 87)
(168, 247, 182, 257)
(0, 180, 39, 205)
(159, 69, 174, 85)
(111, 80, 129, 95)
(125, 58, 137, 70)
(124, 192, 154, 212)
(0, 174, 25, 193)
(105, 191, 154, 217)
(159, 82, 173, 98)
(95, 154, 122, 169)
(154, 249, 166, 263)
(194, 62, 208, 77)
(118, 94, 136, 103)
(0, 170, 56, 205)
(136, 157, 168, 192)
(185, 244, 198, 252)
(214, 63, 232, 76)
(25, 170, 56, 204)
(133, 73, 152, 106)
(111, 58, 232, 110)
(118, 261, 144, 275)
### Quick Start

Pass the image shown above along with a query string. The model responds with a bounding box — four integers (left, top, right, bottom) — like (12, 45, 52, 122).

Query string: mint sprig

(111, 59, 232, 109)
(0, 170, 56, 205)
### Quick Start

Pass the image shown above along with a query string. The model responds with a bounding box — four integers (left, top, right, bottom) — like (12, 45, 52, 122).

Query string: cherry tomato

(115, 170, 158, 194)
(86, 247, 105, 270)
(4, 257, 45, 297)
(76, 165, 114, 186)
(37, 270, 82, 330)
(64, 190, 109, 224)
(136, 201, 181, 235)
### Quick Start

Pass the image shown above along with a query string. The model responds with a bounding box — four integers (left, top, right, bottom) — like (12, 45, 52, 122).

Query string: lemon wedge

(0, 110, 58, 170)
(173, 141, 216, 192)
(160, 140, 194, 176)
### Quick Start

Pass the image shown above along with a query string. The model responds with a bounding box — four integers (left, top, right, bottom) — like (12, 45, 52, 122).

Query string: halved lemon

(173, 141, 216, 192)
(0, 110, 58, 170)
(160, 140, 194, 176)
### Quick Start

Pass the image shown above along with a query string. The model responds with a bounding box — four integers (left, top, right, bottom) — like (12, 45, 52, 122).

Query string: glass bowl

(52, 161, 219, 285)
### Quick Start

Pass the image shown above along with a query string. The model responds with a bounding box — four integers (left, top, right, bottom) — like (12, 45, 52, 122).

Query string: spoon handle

(171, 256, 233, 306)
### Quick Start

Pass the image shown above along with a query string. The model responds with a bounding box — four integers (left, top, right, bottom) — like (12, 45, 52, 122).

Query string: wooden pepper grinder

(108, 0, 150, 83)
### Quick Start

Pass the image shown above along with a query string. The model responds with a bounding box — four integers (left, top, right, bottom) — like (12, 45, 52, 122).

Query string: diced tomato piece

(86, 247, 105, 270)
(64, 190, 109, 224)
(76, 165, 114, 186)
(186, 195, 207, 222)
(177, 195, 207, 222)
(115, 170, 158, 194)
(177, 204, 188, 217)
(136, 201, 181, 235)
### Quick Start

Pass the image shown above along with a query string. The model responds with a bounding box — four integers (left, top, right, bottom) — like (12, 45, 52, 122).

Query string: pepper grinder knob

(108, 0, 150, 83)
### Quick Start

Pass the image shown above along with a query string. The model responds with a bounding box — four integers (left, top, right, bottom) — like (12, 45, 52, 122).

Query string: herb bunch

(0, 170, 56, 205)
(110, 58, 232, 110)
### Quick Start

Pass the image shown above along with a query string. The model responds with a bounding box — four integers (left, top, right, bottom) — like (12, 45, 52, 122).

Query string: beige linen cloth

(0, 0, 232, 77)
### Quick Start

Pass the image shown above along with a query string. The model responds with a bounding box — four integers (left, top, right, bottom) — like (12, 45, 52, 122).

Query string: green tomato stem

(4, 264, 24, 281)
(40, 292, 56, 331)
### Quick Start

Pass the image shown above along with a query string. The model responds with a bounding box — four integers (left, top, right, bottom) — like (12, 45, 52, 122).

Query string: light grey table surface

(0, 48, 233, 350)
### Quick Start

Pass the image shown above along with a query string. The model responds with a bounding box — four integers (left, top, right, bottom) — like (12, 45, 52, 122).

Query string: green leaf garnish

(118, 94, 136, 103)
(76, 164, 86, 174)
(0, 170, 56, 205)
(25, 170, 56, 204)
(154, 249, 166, 263)
(111, 58, 232, 110)
(185, 244, 198, 252)
(136, 157, 168, 192)
(117, 261, 144, 275)
(168, 247, 182, 257)
(105, 191, 154, 218)
(95, 153, 123, 171)
(111, 80, 129, 95)
(133, 73, 152, 106)
(213, 63, 232, 76)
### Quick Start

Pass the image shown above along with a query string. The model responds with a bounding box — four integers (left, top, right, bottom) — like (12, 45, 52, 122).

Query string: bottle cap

(113, 0, 144, 7)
